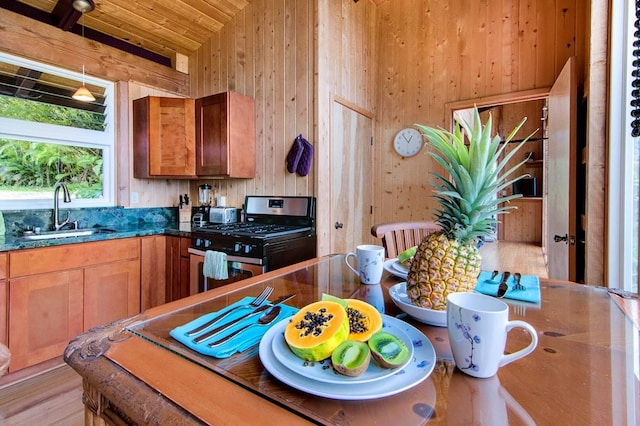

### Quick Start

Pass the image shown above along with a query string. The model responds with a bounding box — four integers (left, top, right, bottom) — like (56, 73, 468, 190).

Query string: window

(0, 52, 115, 209)
(609, 0, 638, 293)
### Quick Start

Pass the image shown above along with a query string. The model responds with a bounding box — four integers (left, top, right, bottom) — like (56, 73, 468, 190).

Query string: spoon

(207, 305, 282, 347)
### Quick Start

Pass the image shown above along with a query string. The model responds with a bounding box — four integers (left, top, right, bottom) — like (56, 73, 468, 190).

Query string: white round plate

(391, 260, 410, 275)
(388, 282, 447, 327)
(384, 259, 408, 279)
(271, 317, 413, 384)
(259, 315, 436, 400)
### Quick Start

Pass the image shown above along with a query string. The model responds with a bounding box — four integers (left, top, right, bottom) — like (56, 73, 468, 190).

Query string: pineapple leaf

(415, 106, 531, 244)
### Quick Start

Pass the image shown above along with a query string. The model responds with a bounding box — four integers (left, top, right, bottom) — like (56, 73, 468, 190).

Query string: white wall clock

(393, 127, 423, 157)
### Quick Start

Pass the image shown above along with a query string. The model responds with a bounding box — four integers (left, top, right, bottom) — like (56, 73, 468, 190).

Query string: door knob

(334, 222, 343, 229)
(553, 234, 568, 243)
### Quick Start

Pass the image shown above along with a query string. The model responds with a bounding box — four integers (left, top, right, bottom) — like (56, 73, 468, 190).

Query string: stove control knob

(234, 243, 241, 252)
(204, 239, 211, 248)
(244, 245, 251, 254)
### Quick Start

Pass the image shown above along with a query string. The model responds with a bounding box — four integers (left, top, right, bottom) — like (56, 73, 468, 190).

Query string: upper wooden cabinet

(133, 92, 256, 179)
(133, 96, 196, 179)
(195, 92, 256, 178)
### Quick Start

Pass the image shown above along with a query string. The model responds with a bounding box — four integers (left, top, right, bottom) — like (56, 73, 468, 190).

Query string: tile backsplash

(1, 207, 177, 237)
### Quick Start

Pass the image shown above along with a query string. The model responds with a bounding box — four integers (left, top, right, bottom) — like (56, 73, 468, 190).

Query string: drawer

(9, 238, 140, 278)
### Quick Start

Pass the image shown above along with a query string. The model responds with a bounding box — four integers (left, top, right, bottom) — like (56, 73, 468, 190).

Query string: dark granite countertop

(0, 207, 193, 252)
(0, 222, 193, 252)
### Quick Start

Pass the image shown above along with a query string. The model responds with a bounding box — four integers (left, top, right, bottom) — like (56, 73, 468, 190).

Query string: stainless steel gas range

(188, 195, 317, 292)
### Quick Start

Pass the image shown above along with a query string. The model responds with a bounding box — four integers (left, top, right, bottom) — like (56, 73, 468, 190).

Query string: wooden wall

(188, 0, 316, 210)
(0, 9, 190, 209)
(372, 0, 586, 226)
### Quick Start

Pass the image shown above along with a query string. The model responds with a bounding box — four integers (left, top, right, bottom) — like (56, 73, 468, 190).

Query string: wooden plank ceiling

(6, 0, 252, 66)
(3, 0, 385, 68)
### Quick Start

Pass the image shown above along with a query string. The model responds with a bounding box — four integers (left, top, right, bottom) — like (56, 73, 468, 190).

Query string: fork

(513, 272, 525, 291)
(184, 286, 273, 336)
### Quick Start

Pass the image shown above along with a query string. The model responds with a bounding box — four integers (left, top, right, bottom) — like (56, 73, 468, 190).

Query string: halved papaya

(345, 299, 383, 342)
(284, 300, 350, 362)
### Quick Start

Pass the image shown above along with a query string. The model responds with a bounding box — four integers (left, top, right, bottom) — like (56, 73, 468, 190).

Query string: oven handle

(188, 248, 265, 266)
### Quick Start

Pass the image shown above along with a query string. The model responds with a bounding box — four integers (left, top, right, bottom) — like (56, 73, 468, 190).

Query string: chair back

(371, 221, 441, 258)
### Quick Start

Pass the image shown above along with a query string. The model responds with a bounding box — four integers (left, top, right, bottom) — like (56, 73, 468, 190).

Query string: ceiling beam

(0, 0, 171, 68)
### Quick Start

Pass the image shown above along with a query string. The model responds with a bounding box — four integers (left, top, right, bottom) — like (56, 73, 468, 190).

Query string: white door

(329, 99, 374, 253)
(546, 57, 577, 281)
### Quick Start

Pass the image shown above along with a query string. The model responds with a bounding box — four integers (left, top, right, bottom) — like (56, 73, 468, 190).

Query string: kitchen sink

(21, 228, 116, 241)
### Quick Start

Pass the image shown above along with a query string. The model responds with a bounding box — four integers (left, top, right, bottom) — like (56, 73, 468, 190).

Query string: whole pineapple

(406, 107, 531, 310)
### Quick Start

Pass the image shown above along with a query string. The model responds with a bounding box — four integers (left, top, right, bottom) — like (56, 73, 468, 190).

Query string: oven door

(188, 248, 266, 294)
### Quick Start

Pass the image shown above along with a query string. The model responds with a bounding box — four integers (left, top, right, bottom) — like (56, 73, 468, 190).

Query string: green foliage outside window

(0, 96, 104, 199)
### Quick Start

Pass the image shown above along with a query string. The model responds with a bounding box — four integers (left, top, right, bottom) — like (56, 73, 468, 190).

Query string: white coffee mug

(447, 292, 538, 378)
(345, 244, 385, 284)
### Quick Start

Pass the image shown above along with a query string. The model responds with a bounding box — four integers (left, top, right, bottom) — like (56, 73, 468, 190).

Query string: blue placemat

(170, 297, 298, 358)
(474, 271, 541, 304)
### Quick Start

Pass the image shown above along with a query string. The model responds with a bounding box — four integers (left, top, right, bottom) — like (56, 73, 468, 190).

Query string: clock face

(393, 128, 423, 157)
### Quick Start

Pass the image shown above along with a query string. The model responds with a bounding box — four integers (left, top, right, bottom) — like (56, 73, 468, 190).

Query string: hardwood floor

(479, 240, 548, 278)
(0, 241, 546, 425)
(0, 364, 83, 426)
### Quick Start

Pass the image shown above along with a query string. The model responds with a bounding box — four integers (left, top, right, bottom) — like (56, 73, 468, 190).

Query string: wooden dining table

(64, 254, 639, 425)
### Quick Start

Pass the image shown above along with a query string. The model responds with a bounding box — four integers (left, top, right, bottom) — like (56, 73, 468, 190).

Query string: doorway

(329, 97, 374, 254)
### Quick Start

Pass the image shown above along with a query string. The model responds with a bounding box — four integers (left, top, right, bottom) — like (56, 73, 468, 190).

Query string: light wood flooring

(0, 363, 83, 425)
(0, 241, 546, 425)
(478, 240, 548, 278)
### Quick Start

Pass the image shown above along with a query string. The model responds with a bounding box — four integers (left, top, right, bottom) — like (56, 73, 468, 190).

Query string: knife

(497, 272, 510, 298)
(193, 293, 295, 344)
(184, 193, 189, 205)
(179, 194, 184, 209)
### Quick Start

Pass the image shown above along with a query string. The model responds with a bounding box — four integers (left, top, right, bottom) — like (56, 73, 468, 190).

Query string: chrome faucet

(53, 182, 72, 231)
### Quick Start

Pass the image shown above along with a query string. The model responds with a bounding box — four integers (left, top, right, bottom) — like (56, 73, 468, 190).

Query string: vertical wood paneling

(373, 0, 584, 228)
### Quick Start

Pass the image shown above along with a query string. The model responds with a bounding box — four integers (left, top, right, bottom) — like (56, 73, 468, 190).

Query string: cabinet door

(9, 270, 84, 371)
(195, 92, 255, 178)
(133, 96, 196, 178)
(84, 260, 141, 330)
(165, 236, 191, 303)
(141, 235, 167, 310)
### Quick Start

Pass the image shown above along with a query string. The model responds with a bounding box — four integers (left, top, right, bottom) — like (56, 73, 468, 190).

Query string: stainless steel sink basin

(21, 228, 116, 240)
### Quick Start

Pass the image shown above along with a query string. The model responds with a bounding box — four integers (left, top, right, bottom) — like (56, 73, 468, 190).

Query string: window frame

(0, 51, 115, 210)
(608, 0, 638, 292)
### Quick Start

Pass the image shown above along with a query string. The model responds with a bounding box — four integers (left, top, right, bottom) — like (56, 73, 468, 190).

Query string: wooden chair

(371, 221, 441, 259)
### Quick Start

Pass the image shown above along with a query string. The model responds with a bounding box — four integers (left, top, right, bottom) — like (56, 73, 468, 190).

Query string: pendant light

(72, 0, 95, 102)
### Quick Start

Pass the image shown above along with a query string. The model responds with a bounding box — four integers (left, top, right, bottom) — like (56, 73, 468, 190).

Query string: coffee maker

(192, 184, 212, 225)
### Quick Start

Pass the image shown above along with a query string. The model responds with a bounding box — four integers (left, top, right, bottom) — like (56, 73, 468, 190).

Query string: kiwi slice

(397, 246, 417, 265)
(331, 340, 371, 377)
(368, 331, 410, 369)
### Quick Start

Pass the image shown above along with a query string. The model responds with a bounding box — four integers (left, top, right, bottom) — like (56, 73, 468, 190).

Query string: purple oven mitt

(286, 135, 304, 173)
(296, 135, 314, 177)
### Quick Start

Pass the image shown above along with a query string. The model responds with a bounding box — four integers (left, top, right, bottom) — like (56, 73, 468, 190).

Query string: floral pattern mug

(345, 245, 385, 284)
(446, 292, 538, 378)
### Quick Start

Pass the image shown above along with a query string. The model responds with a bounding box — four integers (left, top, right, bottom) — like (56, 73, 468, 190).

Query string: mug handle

(499, 320, 538, 367)
(344, 252, 359, 276)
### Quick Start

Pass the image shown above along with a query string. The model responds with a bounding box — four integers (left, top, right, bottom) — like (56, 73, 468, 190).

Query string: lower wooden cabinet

(7, 239, 142, 372)
(499, 198, 543, 242)
(165, 236, 191, 302)
(141, 235, 167, 310)
(9, 270, 84, 371)
(84, 259, 140, 330)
